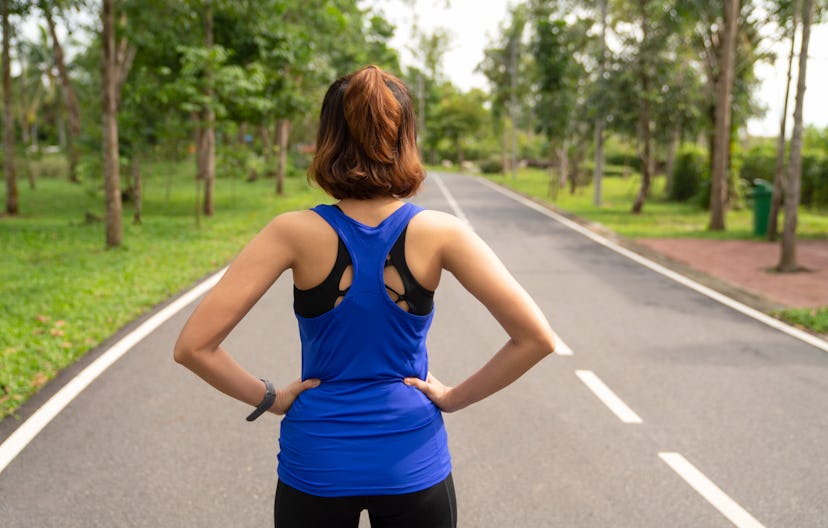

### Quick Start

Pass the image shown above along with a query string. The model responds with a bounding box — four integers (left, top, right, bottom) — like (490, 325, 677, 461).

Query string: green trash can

(751, 179, 773, 236)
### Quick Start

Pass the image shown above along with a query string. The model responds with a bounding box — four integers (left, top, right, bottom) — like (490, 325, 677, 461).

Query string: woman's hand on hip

(404, 372, 459, 413)
(271, 378, 321, 415)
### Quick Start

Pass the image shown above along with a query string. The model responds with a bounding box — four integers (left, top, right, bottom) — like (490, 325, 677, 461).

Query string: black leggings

(274, 474, 457, 528)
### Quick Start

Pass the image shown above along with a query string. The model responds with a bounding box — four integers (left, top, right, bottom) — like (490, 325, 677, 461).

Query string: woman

(174, 65, 556, 527)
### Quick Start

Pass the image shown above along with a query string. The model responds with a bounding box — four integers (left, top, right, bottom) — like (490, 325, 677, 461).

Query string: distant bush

(740, 144, 828, 208)
(603, 138, 641, 172)
(802, 152, 828, 208)
(669, 144, 708, 202)
(739, 145, 776, 186)
(479, 158, 504, 174)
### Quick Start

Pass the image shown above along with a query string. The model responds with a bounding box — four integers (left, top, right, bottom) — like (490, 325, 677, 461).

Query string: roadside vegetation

(476, 163, 828, 335)
(0, 157, 324, 419)
(2, 0, 827, 416)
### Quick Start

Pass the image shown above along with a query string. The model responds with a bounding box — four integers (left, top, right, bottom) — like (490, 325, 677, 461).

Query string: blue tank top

(277, 202, 452, 497)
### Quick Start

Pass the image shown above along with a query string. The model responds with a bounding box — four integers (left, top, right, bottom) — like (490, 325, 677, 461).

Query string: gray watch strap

(246, 379, 276, 421)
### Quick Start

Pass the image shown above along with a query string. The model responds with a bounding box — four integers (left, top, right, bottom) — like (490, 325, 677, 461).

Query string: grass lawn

(483, 168, 828, 239)
(475, 167, 828, 334)
(0, 159, 326, 419)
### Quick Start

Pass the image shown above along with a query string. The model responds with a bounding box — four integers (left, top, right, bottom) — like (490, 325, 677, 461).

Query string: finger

(301, 378, 321, 390)
(403, 377, 427, 390)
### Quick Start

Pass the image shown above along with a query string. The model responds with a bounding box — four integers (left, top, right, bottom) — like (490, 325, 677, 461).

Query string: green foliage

(739, 144, 776, 185)
(775, 306, 828, 334)
(669, 144, 709, 202)
(479, 158, 504, 174)
(484, 166, 827, 240)
(0, 159, 326, 419)
(802, 152, 828, 208)
(603, 136, 641, 172)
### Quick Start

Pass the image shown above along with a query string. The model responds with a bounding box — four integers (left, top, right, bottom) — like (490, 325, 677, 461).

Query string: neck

(336, 196, 404, 227)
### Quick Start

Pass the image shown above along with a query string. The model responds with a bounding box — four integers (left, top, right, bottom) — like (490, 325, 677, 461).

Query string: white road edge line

(575, 370, 642, 424)
(0, 268, 227, 476)
(430, 172, 473, 229)
(659, 452, 766, 528)
(476, 176, 828, 354)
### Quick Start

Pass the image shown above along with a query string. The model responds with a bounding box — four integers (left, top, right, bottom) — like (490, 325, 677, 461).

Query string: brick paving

(635, 238, 828, 309)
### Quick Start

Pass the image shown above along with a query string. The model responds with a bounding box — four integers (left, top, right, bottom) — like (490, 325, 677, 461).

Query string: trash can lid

(753, 179, 774, 193)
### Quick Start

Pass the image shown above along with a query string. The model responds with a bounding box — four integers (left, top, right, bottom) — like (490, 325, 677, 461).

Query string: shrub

(739, 145, 776, 186)
(479, 158, 504, 174)
(801, 152, 828, 208)
(669, 144, 708, 202)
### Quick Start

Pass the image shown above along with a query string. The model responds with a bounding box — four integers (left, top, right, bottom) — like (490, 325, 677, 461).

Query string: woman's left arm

(173, 213, 319, 416)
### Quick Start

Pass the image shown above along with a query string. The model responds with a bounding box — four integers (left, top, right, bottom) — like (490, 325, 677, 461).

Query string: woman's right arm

(403, 213, 556, 412)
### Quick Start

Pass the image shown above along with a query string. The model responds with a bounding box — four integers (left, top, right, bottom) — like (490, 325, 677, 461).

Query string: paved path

(1, 172, 827, 527)
(636, 238, 828, 309)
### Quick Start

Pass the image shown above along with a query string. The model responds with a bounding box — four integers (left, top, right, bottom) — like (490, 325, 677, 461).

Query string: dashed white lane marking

(659, 452, 767, 528)
(575, 370, 642, 424)
(475, 176, 828, 354)
(0, 268, 227, 476)
(430, 173, 473, 229)
(552, 331, 573, 356)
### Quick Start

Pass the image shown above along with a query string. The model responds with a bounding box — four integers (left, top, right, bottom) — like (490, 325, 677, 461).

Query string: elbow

(173, 338, 195, 367)
(530, 327, 557, 359)
(515, 329, 556, 360)
(539, 330, 557, 358)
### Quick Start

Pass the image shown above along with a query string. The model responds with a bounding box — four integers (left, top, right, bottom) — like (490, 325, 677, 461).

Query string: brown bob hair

(308, 65, 424, 200)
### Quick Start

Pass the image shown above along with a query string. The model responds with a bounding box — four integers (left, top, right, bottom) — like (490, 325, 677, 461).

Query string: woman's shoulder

(410, 208, 472, 237)
(262, 207, 336, 244)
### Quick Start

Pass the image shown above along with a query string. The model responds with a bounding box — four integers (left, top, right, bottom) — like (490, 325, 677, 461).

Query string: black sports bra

(293, 226, 435, 318)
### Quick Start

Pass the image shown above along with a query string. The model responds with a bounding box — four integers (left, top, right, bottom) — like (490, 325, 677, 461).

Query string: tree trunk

(664, 125, 680, 195)
(43, 4, 81, 183)
(557, 142, 568, 189)
(593, 0, 608, 206)
(709, 0, 740, 230)
(501, 119, 508, 176)
(132, 153, 142, 225)
(778, 0, 813, 272)
(632, 3, 653, 215)
(276, 118, 290, 195)
(545, 141, 557, 198)
(102, 0, 122, 247)
(417, 73, 425, 158)
(768, 0, 799, 242)
(201, 1, 215, 216)
(259, 124, 273, 179)
(631, 102, 653, 214)
(2, 0, 17, 215)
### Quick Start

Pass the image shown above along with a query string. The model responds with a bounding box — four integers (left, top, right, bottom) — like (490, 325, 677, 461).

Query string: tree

(778, 0, 814, 272)
(479, 4, 530, 177)
(709, 0, 740, 230)
(530, 6, 587, 194)
(41, 0, 82, 183)
(2, 0, 18, 215)
(101, 0, 135, 247)
(768, 0, 799, 241)
(428, 85, 488, 165)
(198, 0, 215, 214)
(592, 0, 608, 206)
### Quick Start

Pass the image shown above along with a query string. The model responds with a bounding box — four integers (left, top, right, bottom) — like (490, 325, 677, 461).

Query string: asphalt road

(1, 171, 826, 527)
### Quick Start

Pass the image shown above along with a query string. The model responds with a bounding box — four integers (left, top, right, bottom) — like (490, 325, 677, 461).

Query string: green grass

(0, 160, 326, 419)
(775, 307, 828, 334)
(484, 168, 828, 240)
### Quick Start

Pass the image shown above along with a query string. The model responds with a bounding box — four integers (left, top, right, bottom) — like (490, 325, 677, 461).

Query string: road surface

(1, 171, 826, 527)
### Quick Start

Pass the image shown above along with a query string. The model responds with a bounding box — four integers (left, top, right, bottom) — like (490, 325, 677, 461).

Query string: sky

(371, 0, 828, 137)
